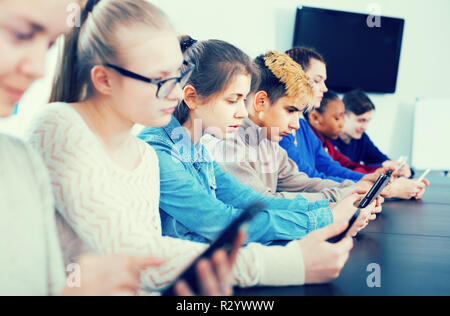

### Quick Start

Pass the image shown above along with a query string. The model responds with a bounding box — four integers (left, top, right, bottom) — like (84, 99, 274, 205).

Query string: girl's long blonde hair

(50, 0, 172, 103)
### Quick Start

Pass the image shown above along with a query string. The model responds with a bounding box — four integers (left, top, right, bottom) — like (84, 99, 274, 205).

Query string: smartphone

(327, 208, 361, 244)
(161, 201, 266, 296)
(417, 169, 431, 182)
(327, 170, 393, 243)
(359, 169, 393, 208)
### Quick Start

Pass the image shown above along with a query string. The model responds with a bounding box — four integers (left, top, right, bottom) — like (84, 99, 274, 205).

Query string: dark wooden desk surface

(236, 175, 450, 296)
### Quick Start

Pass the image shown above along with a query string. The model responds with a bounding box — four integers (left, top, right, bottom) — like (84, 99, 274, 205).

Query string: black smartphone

(358, 170, 393, 208)
(327, 170, 393, 243)
(161, 201, 266, 296)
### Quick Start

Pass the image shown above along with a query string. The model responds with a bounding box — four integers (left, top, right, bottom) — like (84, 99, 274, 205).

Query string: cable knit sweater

(26, 103, 307, 291)
(0, 133, 66, 296)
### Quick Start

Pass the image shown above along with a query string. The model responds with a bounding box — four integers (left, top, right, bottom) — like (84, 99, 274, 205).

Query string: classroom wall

(152, 0, 450, 167)
(4, 0, 450, 168)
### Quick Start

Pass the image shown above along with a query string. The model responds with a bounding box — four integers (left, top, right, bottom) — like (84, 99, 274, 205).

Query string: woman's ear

(90, 65, 113, 95)
(183, 85, 199, 110)
(254, 91, 270, 113)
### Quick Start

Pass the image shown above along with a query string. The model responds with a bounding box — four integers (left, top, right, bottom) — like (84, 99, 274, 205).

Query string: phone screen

(161, 202, 266, 296)
(328, 170, 392, 243)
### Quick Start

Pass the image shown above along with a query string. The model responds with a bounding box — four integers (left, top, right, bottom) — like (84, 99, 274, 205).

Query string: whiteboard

(412, 98, 450, 170)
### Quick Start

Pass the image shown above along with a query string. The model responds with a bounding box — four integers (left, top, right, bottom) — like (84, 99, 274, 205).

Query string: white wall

(6, 0, 450, 168)
(153, 0, 450, 168)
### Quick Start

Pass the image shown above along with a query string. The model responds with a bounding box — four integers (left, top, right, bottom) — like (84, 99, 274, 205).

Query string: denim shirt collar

(163, 116, 213, 164)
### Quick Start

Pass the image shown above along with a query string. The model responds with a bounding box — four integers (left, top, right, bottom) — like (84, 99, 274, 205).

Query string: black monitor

(293, 6, 405, 93)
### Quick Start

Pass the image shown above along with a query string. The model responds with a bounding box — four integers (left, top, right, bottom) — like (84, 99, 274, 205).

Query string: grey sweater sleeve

(202, 134, 308, 199)
(203, 134, 352, 202)
(276, 146, 355, 202)
(25, 144, 67, 296)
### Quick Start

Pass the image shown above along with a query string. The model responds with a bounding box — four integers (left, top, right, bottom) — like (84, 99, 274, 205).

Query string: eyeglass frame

(103, 61, 195, 99)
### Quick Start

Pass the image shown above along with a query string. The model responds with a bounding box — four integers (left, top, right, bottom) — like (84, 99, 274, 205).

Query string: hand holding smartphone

(327, 170, 393, 243)
(162, 202, 266, 296)
(417, 169, 431, 182)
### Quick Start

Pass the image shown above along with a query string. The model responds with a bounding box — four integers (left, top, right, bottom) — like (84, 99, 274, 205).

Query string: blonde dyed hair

(264, 51, 315, 111)
(50, 0, 172, 103)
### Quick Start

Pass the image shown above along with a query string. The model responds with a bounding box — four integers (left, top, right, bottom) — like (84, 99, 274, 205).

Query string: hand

(398, 163, 412, 178)
(373, 196, 384, 213)
(382, 160, 400, 170)
(388, 177, 426, 200)
(331, 192, 363, 224)
(60, 255, 163, 296)
(354, 180, 373, 192)
(380, 182, 393, 198)
(174, 231, 246, 296)
(360, 168, 387, 183)
(300, 222, 354, 284)
(348, 200, 377, 238)
(357, 167, 394, 191)
(414, 178, 430, 200)
(377, 161, 401, 181)
(382, 161, 411, 178)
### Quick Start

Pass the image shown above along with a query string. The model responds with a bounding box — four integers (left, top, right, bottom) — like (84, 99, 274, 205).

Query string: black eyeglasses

(104, 61, 195, 99)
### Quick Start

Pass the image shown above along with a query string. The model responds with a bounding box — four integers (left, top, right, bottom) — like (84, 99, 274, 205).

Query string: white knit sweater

(26, 103, 306, 291)
(0, 133, 66, 296)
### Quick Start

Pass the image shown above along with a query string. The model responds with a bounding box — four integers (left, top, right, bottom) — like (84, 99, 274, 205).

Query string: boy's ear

(254, 91, 270, 113)
(183, 85, 199, 110)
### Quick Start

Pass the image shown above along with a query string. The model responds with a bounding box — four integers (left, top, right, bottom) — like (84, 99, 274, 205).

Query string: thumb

(312, 221, 349, 241)
(351, 187, 368, 195)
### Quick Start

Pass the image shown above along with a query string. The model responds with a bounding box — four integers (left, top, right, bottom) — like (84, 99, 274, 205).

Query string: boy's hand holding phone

(331, 192, 362, 224)
(388, 177, 426, 199)
(300, 222, 354, 284)
(360, 167, 388, 183)
(329, 170, 392, 243)
(348, 200, 377, 237)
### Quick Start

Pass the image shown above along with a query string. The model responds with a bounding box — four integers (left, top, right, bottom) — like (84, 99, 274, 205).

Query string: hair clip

(181, 38, 198, 51)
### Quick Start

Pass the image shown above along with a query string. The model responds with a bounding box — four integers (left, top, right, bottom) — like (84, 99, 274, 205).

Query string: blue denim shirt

(138, 117, 334, 245)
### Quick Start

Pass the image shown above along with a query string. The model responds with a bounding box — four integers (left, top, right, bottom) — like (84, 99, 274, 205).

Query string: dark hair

(304, 91, 340, 121)
(174, 36, 259, 125)
(342, 89, 375, 115)
(50, 0, 171, 103)
(285, 47, 325, 71)
(253, 55, 286, 104)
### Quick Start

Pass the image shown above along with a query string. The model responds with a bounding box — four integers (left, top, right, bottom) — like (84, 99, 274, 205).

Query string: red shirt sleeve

(325, 140, 378, 174)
